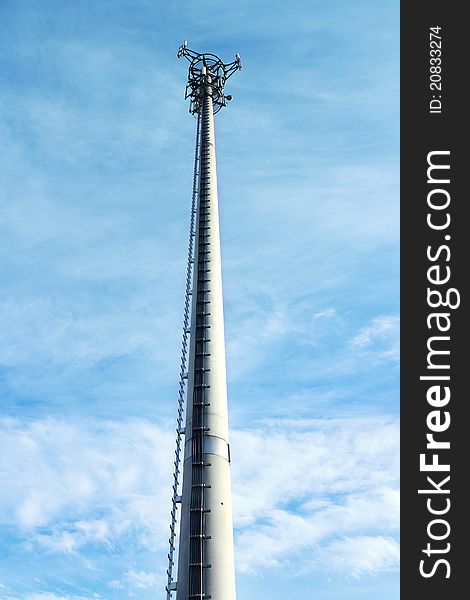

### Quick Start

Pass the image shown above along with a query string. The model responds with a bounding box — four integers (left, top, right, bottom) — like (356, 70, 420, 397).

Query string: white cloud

(124, 570, 159, 589)
(25, 594, 98, 600)
(351, 316, 399, 348)
(0, 415, 398, 580)
(231, 417, 399, 575)
(350, 315, 399, 362)
(0, 292, 177, 369)
(317, 535, 400, 577)
(0, 417, 174, 552)
(107, 579, 123, 589)
(313, 308, 337, 319)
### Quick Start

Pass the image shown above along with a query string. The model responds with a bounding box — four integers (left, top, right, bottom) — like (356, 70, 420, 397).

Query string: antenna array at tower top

(177, 42, 242, 115)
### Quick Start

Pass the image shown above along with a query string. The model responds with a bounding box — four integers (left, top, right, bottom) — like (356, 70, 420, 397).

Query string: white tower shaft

(176, 80, 236, 599)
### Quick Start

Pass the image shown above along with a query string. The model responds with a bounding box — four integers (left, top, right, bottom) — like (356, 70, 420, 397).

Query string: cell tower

(166, 44, 242, 600)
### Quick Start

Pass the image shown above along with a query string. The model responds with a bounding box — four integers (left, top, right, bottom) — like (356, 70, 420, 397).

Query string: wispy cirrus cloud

(350, 315, 399, 362)
(316, 535, 400, 577)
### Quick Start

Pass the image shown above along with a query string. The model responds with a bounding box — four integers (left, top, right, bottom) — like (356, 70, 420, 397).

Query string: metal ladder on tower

(166, 111, 202, 600)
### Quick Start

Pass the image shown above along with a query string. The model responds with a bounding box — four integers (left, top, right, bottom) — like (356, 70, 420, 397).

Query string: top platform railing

(177, 43, 242, 114)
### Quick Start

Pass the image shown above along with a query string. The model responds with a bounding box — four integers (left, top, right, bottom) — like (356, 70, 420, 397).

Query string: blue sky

(0, 1, 399, 599)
